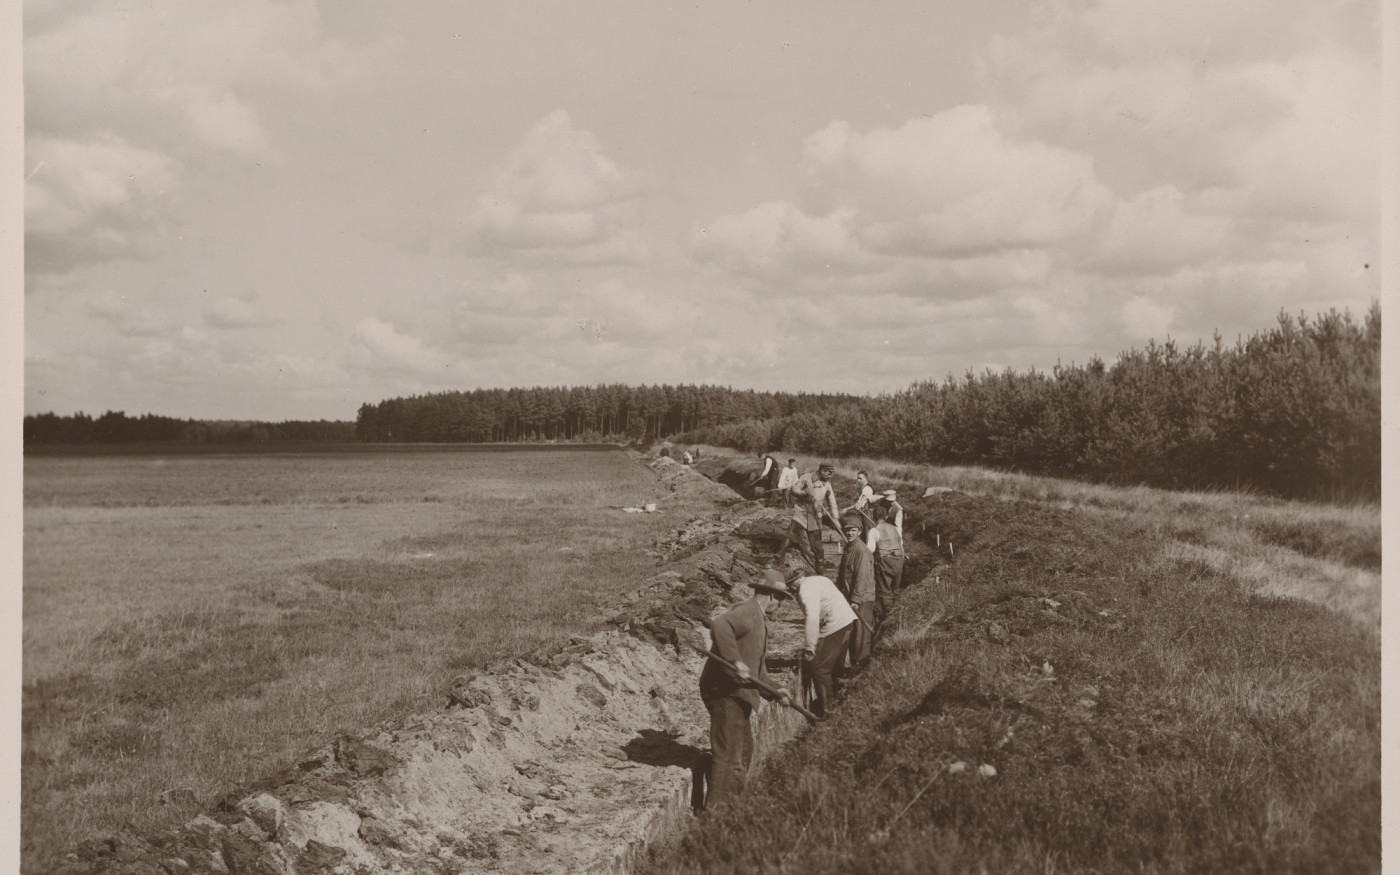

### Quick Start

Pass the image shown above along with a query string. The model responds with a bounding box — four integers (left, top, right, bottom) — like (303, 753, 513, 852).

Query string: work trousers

(781, 520, 824, 572)
(848, 601, 879, 666)
(875, 552, 904, 614)
(704, 695, 754, 809)
(807, 624, 852, 718)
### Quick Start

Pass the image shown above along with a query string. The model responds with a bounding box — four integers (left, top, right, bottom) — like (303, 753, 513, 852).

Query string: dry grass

(21, 448, 691, 873)
(659, 477, 1379, 873)
(697, 447, 1379, 629)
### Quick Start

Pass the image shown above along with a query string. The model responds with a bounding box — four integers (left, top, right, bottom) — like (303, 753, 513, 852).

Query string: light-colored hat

(752, 569, 793, 599)
(883, 489, 898, 499)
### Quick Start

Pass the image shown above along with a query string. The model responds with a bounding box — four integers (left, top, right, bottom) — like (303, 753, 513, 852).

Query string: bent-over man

(699, 570, 792, 808)
(745, 452, 784, 504)
(790, 567, 856, 718)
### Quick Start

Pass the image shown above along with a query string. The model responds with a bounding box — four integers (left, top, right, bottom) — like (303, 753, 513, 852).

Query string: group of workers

(702, 457, 911, 808)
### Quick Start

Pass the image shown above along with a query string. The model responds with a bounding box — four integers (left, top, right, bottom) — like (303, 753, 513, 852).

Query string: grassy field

(659, 450, 1380, 873)
(21, 447, 692, 872)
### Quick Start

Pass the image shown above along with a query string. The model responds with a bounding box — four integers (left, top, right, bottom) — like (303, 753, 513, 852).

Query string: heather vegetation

(655, 453, 1380, 874)
(684, 307, 1380, 500)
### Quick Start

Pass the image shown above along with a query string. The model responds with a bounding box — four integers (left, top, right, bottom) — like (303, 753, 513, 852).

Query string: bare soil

(59, 453, 911, 874)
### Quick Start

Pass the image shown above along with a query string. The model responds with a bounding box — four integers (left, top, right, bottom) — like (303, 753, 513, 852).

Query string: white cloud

(204, 296, 279, 330)
(460, 110, 649, 262)
(350, 317, 457, 375)
(182, 89, 274, 161)
(25, 134, 179, 272)
(1088, 185, 1233, 275)
(801, 109, 1115, 256)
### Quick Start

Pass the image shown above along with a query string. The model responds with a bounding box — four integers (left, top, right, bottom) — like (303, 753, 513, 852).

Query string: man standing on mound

(699, 570, 792, 808)
(788, 566, 856, 718)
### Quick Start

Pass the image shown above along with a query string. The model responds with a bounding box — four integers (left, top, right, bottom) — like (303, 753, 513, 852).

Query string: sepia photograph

(15, 0, 1385, 872)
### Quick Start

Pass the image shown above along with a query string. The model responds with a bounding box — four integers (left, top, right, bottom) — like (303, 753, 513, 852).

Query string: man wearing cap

(788, 567, 856, 718)
(699, 570, 792, 808)
(836, 515, 878, 667)
(867, 504, 905, 612)
(781, 463, 842, 571)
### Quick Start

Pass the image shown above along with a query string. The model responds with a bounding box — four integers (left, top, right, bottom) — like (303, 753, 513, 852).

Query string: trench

(70, 453, 889, 875)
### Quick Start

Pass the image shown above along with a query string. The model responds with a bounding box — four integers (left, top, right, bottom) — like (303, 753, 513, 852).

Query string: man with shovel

(779, 462, 843, 572)
(787, 565, 856, 718)
(699, 570, 793, 809)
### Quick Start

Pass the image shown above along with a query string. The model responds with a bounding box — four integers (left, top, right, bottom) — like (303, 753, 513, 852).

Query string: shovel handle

(692, 645, 820, 722)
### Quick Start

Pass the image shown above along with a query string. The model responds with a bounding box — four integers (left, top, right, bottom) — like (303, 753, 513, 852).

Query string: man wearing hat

(699, 570, 792, 808)
(867, 504, 905, 611)
(781, 462, 842, 571)
(788, 566, 856, 718)
(878, 489, 904, 537)
(836, 515, 878, 667)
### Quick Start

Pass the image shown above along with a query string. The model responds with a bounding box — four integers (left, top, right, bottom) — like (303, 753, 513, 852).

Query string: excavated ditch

(64, 453, 881, 875)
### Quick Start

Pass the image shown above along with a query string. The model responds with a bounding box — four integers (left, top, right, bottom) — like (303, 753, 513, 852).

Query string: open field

(658, 450, 1380, 873)
(21, 447, 697, 872)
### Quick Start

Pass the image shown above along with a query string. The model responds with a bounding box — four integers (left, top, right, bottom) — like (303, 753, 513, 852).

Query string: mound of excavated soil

(63, 454, 833, 875)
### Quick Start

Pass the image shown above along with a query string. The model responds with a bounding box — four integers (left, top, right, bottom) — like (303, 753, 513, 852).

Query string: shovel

(691, 645, 820, 723)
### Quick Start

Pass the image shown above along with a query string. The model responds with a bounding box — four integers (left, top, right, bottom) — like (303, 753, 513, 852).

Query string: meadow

(21, 447, 696, 872)
(659, 449, 1380, 873)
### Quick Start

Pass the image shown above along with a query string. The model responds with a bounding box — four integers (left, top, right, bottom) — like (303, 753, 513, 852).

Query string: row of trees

(678, 306, 1380, 500)
(353, 384, 861, 443)
(22, 411, 357, 445)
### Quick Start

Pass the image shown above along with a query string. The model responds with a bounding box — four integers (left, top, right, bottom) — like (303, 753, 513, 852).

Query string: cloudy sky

(22, 0, 1383, 421)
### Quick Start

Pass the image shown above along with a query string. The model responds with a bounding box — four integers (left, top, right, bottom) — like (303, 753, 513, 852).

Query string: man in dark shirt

(836, 515, 878, 667)
(699, 570, 792, 808)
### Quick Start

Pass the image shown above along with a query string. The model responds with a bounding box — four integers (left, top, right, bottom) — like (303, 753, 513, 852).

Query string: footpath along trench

(64, 452, 944, 875)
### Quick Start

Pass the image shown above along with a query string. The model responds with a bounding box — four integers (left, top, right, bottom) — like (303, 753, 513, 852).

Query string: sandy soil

(60, 454, 835, 875)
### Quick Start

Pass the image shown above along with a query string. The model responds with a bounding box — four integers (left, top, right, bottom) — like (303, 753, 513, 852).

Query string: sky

(20, 0, 1384, 421)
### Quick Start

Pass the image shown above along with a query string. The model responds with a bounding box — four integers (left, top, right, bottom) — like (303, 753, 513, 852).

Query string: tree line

(678, 306, 1380, 500)
(353, 384, 861, 443)
(22, 411, 357, 445)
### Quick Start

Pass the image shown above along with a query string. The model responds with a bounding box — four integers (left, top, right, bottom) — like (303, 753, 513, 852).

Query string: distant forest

(24, 305, 1378, 499)
(22, 412, 356, 445)
(680, 306, 1381, 500)
(354, 385, 860, 443)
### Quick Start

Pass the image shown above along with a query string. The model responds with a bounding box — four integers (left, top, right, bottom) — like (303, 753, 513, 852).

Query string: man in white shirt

(776, 459, 799, 508)
(867, 504, 905, 612)
(841, 470, 875, 535)
(788, 567, 856, 718)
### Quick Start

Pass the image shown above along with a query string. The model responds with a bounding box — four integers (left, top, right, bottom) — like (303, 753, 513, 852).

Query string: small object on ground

(644, 502, 657, 512)
(948, 761, 967, 775)
(978, 764, 997, 778)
